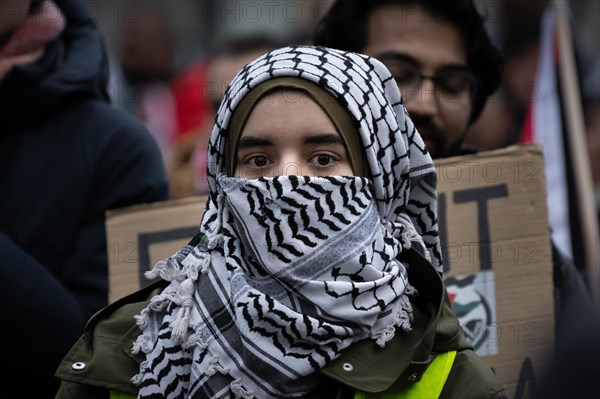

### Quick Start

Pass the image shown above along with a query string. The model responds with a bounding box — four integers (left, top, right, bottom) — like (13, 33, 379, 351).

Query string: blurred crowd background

(82, 0, 599, 201)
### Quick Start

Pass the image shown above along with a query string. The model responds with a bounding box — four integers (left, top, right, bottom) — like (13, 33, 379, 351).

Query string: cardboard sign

(106, 144, 553, 398)
(436, 144, 554, 398)
(106, 196, 207, 302)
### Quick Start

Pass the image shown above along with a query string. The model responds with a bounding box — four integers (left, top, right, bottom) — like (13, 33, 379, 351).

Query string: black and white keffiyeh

(132, 45, 442, 399)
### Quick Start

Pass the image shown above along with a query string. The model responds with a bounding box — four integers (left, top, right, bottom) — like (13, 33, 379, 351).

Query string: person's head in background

(118, 6, 176, 86)
(0, 0, 65, 80)
(314, 0, 502, 159)
(0, 0, 32, 42)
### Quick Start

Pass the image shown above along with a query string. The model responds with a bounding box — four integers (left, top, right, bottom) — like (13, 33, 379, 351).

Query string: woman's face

(234, 89, 354, 178)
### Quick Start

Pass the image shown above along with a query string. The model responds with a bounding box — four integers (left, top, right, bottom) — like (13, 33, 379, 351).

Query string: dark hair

(314, 0, 503, 123)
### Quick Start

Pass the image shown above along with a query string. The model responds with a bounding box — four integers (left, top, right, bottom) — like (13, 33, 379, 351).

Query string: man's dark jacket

(0, 0, 169, 396)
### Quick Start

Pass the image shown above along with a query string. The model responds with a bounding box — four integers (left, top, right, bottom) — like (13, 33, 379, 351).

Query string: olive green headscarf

(224, 76, 368, 177)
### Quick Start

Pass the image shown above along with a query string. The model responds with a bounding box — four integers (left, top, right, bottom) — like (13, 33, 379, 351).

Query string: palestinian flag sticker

(445, 271, 498, 357)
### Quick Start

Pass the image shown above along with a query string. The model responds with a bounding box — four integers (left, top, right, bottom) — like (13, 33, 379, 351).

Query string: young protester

(54, 45, 505, 399)
(0, 0, 169, 396)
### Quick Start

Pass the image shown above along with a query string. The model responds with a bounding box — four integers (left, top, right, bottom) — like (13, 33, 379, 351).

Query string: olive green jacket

(55, 248, 506, 399)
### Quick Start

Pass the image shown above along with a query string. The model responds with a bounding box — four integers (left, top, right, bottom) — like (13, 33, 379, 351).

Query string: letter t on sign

(454, 184, 509, 270)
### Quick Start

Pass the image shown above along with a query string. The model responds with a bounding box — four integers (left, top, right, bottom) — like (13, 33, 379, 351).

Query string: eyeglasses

(378, 54, 477, 107)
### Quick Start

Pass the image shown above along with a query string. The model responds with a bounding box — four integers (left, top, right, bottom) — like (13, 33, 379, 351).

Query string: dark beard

(411, 117, 448, 159)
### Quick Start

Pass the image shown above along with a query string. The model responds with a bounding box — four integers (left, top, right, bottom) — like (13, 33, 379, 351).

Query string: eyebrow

(375, 51, 469, 72)
(237, 133, 344, 149)
(304, 133, 345, 145)
(237, 136, 273, 149)
(376, 51, 421, 67)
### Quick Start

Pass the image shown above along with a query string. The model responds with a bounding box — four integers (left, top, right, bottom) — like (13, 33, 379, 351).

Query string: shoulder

(68, 100, 153, 142)
(54, 280, 168, 397)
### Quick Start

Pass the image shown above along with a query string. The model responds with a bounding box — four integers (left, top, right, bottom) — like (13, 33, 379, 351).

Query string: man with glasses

(314, 0, 501, 159)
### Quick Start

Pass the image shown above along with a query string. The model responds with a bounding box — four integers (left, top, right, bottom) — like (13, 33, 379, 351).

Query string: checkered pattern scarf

(132, 45, 441, 399)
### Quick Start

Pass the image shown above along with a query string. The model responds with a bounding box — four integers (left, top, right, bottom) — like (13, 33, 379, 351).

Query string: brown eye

(393, 66, 419, 86)
(381, 58, 421, 98)
(316, 155, 332, 166)
(250, 156, 268, 167)
(437, 69, 476, 98)
(439, 75, 467, 94)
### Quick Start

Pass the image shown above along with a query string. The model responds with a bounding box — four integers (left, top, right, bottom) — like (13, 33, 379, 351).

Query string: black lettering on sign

(438, 192, 450, 272)
(514, 357, 539, 399)
(454, 184, 508, 270)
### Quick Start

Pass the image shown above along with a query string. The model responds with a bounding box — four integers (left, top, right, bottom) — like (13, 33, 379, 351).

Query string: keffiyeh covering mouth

(132, 45, 442, 399)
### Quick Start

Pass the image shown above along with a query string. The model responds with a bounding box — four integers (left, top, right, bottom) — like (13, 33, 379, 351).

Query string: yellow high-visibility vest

(355, 351, 457, 399)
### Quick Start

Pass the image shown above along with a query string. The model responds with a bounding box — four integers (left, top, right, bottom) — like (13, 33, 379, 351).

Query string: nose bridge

(279, 151, 304, 176)
(406, 77, 438, 117)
